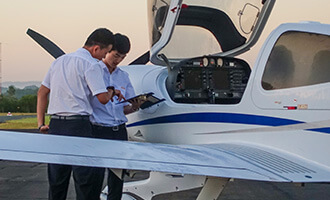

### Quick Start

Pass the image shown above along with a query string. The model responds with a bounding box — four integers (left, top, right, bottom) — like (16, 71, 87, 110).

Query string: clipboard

(116, 92, 165, 109)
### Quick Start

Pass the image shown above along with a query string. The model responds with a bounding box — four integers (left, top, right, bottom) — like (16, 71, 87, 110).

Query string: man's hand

(39, 124, 49, 134)
(124, 97, 145, 114)
(115, 90, 125, 102)
(128, 97, 145, 111)
(107, 87, 125, 102)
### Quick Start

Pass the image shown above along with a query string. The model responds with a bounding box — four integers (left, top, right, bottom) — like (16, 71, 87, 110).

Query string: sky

(0, 0, 330, 82)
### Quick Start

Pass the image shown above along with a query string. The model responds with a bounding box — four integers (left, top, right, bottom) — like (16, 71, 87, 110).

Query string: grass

(0, 114, 50, 129)
(0, 113, 37, 116)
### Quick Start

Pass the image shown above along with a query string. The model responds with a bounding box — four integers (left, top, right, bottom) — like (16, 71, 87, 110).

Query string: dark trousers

(48, 118, 104, 200)
(92, 124, 128, 200)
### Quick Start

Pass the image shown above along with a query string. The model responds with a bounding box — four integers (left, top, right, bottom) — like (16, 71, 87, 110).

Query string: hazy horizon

(2, 81, 41, 89)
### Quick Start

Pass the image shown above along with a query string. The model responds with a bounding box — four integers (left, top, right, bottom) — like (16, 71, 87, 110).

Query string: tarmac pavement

(0, 115, 37, 123)
(1, 160, 330, 200)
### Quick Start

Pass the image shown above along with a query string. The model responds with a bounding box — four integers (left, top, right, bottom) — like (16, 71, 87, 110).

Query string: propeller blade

(129, 51, 150, 65)
(26, 28, 65, 59)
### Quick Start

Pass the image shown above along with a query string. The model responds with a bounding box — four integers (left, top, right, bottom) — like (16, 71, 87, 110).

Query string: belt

(92, 123, 126, 131)
(51, 115, 90, 120)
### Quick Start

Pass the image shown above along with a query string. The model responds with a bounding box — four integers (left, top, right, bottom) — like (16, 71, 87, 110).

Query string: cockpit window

(262, 31, 330, 90)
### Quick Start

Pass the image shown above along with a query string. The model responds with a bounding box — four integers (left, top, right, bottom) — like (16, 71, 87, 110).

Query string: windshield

(148, 0, 266, 59)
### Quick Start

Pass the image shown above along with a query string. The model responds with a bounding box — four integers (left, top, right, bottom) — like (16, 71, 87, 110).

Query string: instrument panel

(167, 56, 251, 104)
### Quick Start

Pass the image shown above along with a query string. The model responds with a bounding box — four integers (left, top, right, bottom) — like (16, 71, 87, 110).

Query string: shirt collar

(100, 61, 111, 74)
(77, 48, 99, 61)
(112, 67, 122, 75)
(100, 61, 121, 75)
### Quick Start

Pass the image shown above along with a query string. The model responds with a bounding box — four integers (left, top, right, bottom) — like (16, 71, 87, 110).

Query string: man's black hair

(112, 33, 131, 54)
(84, 28, 114, 49)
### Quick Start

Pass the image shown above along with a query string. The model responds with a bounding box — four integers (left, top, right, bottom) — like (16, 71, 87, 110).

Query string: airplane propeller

(128, 51, 150, 65)
(26, 29, 65, 59)
(26, 28, 149, 65)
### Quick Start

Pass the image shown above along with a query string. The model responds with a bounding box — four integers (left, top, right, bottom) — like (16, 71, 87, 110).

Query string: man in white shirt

(37, 28, 122, 200)
(90, 33, 142, 200)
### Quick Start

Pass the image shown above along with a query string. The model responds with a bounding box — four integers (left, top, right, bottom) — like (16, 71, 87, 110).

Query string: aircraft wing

(0, 130, 329, 183)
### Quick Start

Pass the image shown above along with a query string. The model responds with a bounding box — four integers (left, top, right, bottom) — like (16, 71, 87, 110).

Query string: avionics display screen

(212, 69, 230, 90)
(183, 68, 203, 90)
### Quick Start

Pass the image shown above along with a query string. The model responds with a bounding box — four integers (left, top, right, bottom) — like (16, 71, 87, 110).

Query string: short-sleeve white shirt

(42, 48, 107, 115)
(90, 62, 136, 126)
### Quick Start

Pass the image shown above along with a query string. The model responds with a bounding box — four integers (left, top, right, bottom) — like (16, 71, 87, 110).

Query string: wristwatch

(38, 124, 45, 130)
(107, 86, 115, 93)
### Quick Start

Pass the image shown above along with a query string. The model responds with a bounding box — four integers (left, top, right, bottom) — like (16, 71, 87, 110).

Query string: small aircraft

(1, 0, 330, 199)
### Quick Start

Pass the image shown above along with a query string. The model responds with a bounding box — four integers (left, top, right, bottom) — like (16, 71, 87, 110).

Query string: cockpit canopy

(147, 0, 275, 65)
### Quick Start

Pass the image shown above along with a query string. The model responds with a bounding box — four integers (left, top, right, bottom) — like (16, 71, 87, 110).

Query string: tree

(0, 94, 3, 113)
(0, 85, 40, 113)
(0, 95, 18, 112)
(18, 95, 37, 113)
(7, 85, 16, 97)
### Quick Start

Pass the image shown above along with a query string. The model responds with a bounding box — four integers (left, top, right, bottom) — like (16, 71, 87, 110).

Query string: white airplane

(1, 0, 330, 199)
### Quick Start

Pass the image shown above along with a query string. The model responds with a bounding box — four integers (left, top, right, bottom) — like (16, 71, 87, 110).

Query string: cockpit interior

(166, 56, 251, 104)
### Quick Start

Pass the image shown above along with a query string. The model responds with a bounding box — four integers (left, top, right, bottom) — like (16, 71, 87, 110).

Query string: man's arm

(96, 88, 125, 104)
(96, 91, 113, 104)
(37, 85, 50, 133)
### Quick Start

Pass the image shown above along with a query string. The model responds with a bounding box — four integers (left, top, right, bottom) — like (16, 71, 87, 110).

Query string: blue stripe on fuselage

(127, 113, 303, 128)
(307, 127, 330, 134)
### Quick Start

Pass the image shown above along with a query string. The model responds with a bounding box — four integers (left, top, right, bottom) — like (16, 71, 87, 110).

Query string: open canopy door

(147, 0, 276, 65)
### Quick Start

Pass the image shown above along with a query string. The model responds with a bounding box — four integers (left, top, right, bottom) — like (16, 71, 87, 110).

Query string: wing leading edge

(0, 130, 329, 183)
